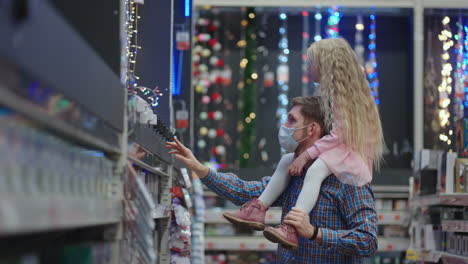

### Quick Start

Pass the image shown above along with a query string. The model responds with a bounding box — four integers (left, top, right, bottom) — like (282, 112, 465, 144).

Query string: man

(167, 96, 378, 263)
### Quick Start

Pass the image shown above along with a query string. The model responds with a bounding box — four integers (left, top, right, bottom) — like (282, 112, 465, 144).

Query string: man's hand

(288, 151, 310, 176)
(284, 208, 315, 239)
(166, 137, 210, 178)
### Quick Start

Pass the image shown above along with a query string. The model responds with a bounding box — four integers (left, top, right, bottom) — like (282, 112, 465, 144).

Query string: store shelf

(128, 156, 170, 178)
(205, 209, 407, 225)
(378, 238, 410, 252)
(410, 194, 468, 208)
(441, 220, 468, 233)
(0, 194, 122, 236)
(132, 125, 173, 164)
(205, 236, 408, 252)
(377, 211, 408, 225)
(406, 249, 468, 263)
(205, 236, 276, 251)
(0, 87, 121, 155)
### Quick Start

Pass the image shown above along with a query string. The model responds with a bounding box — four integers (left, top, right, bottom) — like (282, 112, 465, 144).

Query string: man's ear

(309, 122, 322, 137)
(308, 122, 317, 136)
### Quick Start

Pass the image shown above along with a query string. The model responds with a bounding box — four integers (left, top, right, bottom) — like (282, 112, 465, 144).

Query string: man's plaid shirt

(201, 168, 378, 263)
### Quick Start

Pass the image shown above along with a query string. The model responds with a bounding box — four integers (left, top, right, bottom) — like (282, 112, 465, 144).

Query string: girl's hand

(288, 152, 310, 176)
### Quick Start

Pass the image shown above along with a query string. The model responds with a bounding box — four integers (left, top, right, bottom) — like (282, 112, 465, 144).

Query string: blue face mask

(278, 124, 312, 153)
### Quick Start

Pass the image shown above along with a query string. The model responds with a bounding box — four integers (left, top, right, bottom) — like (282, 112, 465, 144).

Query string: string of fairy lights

(301, 10, 310, 96)
(313, 8, 323, 42)
(366, 12, 380, 105)
(463, 20, 468, 117)
(276, 12, 290, 129)
(437, 16, 454, 147)
(354, 14, 365, 66)
(326, 6, 342, 38)
(125, 0, 140, 91)
(125, 0, 163, 108)
(454, 17, 465, 121)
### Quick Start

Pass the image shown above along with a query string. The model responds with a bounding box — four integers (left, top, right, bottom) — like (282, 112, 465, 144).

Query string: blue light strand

(326, 6, 342, 38)
(464, 21, 468, 117)
(354, 14, 365, 66)
(366, 12, 380, 105)
(454, 17, 465, 120)
(313, 7, 322, 42)
(184, 0, 191, 17)
(276, 12, 290, 131)
(301, 10, 310, 96)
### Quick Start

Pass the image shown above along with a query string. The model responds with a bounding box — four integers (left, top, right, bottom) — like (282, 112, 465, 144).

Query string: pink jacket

(306, 120, 373, 186)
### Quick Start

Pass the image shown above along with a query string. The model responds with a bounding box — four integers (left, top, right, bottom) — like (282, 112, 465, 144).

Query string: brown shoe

(222, 198, 267, 231)
(263, 224, 299, 250)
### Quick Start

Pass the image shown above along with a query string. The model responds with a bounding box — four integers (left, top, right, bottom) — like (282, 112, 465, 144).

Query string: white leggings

(258, 154, 332, 213)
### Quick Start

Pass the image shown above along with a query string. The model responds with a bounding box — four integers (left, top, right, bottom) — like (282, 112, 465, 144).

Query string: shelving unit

(204, 208, 408, 226)
(406, 249, 468, 263)
(441, 220, 468, 233)
(410, 194, 468, 208)
(0, 0, 190, 263)
(0, 195, 122, 236)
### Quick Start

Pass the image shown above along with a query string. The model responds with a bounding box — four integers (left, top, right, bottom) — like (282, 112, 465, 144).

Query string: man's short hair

(291, 96, 326, 133)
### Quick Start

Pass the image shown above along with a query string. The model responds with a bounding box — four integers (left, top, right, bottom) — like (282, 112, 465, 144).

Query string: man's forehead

(288, 105, 303, 117)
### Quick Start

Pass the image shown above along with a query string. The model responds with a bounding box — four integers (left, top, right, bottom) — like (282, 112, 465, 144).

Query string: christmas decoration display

(193, 13, 231, 170)
(276, 12, 290, 131)
(326, 6, 342, 38)
(437, 16, 455, 149)
(301, 10, 311, 96)
(366, 12, 380, 105)
(354, 14, 365, 66)
(313, 8, 323, 43)
(239, 7, 257, 168)
(454, 16, 465, 121)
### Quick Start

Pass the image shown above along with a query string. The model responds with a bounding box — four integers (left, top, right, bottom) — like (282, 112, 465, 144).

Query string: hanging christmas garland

(326, 6, 342, 38)
(354, 14, 365, 66)
(454, 16, 465, 122)
(313, 7, 322, 43)
(365, 12, 380, 105)
(239, 7, 257, 168)
(276, 11, 289, 132)
(301, 10, 310, 96)
(437, 16, 454, 148)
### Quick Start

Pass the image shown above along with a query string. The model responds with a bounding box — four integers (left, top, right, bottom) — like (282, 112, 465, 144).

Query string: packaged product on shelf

(382, 226, 407, 238)
(423, 224, 442, 251)
(455, 158, 468, 193)
(420, 169, 438, 195)
(375, 199, 384, 210)
(437, 152, 457, 194)
(419, 149, 444, 170)
(170, 197, 192, 263)
(393, 200, 408, 210)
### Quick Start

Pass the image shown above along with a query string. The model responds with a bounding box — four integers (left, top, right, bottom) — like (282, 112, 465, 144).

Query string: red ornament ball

(208, 38, 217, 47)
(216, 59, 225, 68)
(211, 92, 221, 102)
(216, 128, 225, 137)
(211, 147, 217, 155)
(208, 111, 215, 120)
(220, 163, 227, 169)
(215, 76, 223, 85)
(208, 24, 218, 33)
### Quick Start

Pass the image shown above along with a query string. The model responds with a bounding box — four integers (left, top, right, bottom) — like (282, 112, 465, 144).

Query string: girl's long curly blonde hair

(308, 38, 384, 169)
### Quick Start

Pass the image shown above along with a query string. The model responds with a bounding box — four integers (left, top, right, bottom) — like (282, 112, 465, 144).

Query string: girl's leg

(294, 158, 332, 213)
(258, 153, 295, 207)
